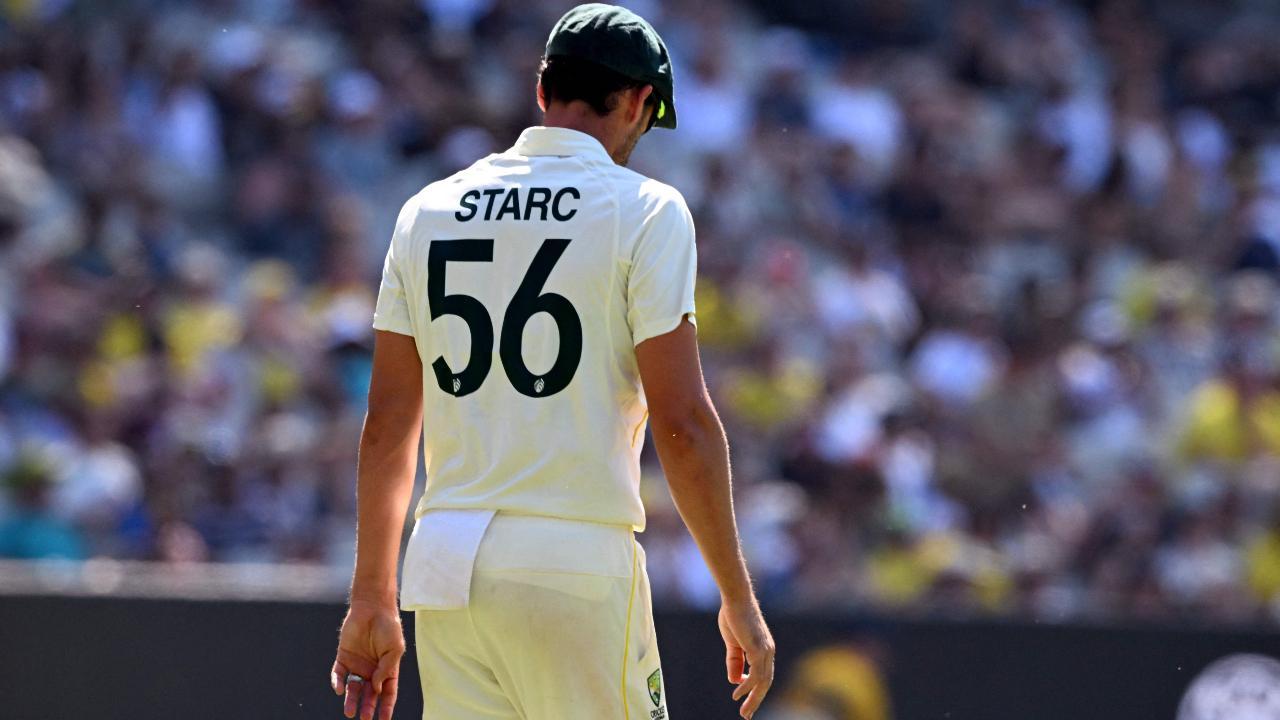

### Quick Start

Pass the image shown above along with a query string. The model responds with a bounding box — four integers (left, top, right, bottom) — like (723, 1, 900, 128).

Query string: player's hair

(538, 56, 658, 128)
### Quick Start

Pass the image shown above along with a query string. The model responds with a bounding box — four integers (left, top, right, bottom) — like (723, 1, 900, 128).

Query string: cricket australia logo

(647, 669, 663, 707)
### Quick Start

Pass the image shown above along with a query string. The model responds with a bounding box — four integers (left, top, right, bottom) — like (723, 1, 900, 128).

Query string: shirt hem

(632, 310, 696, 347)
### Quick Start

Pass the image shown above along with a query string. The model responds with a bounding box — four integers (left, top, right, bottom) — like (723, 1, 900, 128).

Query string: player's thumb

(725, 640, 746, 684)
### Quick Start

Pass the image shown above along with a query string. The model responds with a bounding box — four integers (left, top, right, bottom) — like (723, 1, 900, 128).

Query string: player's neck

(541, 107, 629, 165)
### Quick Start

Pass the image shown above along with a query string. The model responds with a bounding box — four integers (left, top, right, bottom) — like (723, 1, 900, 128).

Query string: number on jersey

(427, 238, 583, 398)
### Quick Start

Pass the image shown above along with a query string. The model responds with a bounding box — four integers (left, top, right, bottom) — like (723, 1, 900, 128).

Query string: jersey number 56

(427, 238, 583, 398)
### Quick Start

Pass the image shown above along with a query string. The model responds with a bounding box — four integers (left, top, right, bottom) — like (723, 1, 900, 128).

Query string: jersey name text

(456, 187, 580, 222)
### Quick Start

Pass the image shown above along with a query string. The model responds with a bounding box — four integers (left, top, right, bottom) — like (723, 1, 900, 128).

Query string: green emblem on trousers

(647, 669, 663, 707)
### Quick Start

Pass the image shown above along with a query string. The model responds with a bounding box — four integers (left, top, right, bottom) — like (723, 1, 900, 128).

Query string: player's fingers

(725, 641, 746, 684)
(738, 652, 775, 718)
(331, 659, 348, 695)
(731, 671, 756, 701)
(378, 676, 399, 720)
(359, 678, 379, 720)
(371, 651, 399, 695)
(344, 673, 368, 718)
(740, 677, 773, 720)
(338, 648, 379, 718)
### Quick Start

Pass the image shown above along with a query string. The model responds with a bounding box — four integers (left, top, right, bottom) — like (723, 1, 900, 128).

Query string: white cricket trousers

(414, 513, 669, 720)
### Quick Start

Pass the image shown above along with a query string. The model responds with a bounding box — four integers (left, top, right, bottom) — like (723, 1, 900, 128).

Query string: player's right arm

(330, 198, 425, 720)
(636, 321, 775, 720)
(331, 329, 421, 720)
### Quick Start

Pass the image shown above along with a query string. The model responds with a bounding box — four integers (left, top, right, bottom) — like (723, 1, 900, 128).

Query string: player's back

(373, 127, 696, 530)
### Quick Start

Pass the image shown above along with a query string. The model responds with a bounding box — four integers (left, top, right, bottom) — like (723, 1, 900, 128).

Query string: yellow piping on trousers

(620, 537, 639, 719)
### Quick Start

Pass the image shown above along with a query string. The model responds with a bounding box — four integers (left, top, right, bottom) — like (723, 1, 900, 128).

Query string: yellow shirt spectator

(1179, 379, 1280, 462)
(1246, 528, 1280, 604)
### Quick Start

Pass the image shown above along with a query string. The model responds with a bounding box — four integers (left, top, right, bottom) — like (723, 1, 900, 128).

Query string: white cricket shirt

(374, 126, 697, 533)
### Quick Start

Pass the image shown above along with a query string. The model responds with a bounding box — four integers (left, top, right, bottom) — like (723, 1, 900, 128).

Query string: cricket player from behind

(329, 4, 775, 719)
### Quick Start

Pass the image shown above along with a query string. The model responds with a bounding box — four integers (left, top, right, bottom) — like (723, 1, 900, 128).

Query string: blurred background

(3, 0, 1280, 718)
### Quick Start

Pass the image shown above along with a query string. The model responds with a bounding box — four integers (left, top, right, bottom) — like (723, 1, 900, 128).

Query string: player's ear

(631, 84, 654, 125)
(536, 81, 548, 112)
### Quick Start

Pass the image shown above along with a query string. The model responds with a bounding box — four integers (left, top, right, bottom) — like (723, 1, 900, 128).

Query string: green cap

(545, 3, 677, 129)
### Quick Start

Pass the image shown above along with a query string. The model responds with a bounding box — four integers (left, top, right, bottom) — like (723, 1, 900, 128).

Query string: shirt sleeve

(372, 202, 415, 337)
(626, 191, 698, 346)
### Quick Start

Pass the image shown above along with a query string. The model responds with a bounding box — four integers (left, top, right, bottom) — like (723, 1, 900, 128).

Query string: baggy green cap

(545, 3, 677, 129)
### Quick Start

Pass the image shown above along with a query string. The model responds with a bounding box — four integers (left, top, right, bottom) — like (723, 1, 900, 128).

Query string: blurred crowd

(2, 0, 1280, 626)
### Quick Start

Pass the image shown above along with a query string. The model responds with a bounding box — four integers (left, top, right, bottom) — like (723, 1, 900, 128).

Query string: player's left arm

(331, 329, 423, 720)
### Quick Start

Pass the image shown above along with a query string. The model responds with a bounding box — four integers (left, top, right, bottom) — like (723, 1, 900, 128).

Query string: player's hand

(331, 599, 405, 720)
(718, 596, 775, 719)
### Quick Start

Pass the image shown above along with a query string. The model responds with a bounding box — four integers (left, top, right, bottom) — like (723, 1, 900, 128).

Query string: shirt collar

(510, 126, 613, 163)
